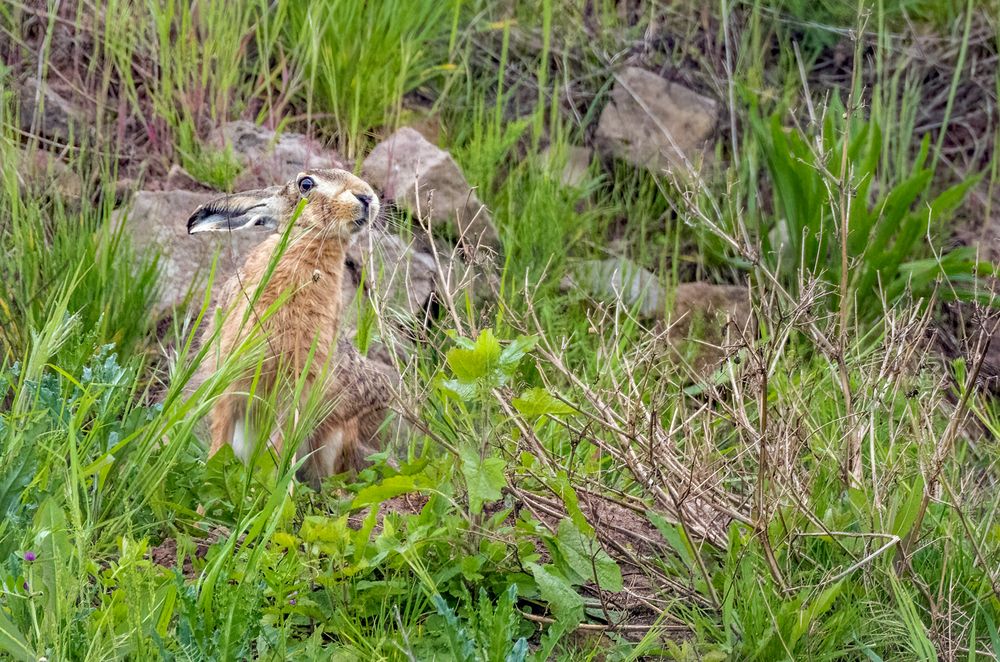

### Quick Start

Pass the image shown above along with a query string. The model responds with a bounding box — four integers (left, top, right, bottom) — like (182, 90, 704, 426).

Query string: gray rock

(18, 78, 89, 143)
(117, 190, 270, 312)
(362, 127, 500, 251)
(595, 67, 717, 174)
(210, 121, 344, 189)
(541, 145, 593, 188)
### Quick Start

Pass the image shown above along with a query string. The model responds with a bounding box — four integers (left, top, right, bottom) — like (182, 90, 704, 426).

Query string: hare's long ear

(186, 186, 291, 234)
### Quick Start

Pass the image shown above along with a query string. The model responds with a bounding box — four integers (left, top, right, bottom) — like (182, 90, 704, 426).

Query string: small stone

(666, 282, 753, 378)
(595, 67, 717, 174)
(15, 148, 84, 201)
(570, 258, 665, 318)
(18, 78, 90, 143)
(540, 145, 593, 188)
(363, 127, 500, 251)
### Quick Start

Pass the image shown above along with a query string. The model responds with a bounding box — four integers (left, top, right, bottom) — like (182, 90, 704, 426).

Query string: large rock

(18, 78, 90, 143)
(595, 67, 717, 174)
(211, 121, 344, 189)
(362, 127, 500, 251)
(119, 190, 269, 312)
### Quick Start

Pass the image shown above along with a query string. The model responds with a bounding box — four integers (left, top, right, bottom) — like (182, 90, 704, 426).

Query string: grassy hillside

(2, 1, 1000, 659)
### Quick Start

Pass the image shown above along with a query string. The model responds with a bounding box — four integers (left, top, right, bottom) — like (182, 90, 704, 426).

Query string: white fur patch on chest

(231, 419, 253, 462)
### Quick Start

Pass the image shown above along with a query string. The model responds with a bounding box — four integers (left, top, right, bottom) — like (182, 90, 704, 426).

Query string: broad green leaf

(499, 334, 538, 371)
(353, 506, 380, 565)
(788, 581, 844, 649)
(33, 497, 71, 622)
(554, 519, 623, 592)
(512, 387, 575, 418)
(300, 515, 350, 556)
(528, 562, 584, 626)
(646, 511, 694, 568)
(439, 377, 478, 402)
(445, 329, 478, 350)
(0, 608, 34, 662)
(928, 175, 981, 221)
(446, 328, 501, 381)
(461, 448, 506, 515)
(352, 475, 418, 508)
(432, 594, 476, 660)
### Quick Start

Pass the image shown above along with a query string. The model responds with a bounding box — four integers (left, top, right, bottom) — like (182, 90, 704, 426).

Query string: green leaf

(461, 448, 506, 515)
(352, 475, 418, 508)
(513, 387, 575, 418)
(0, 609, 34, 662)
(439, 377, 478, 402)
(432, 594, 476, 661)
(985, 610, 1000, 656)
(528, 562, 584, 626)
(445, 329, 478, 350)
(788, 581, 844, 649)
(890, 572, 937, 661)
(891, 474, 925, 539)
(927, 175, 981, 222)
(447, 328, 502, 381)
(646, 511, 694, 568)
(548, 473, 592, 536)
(300, 515, 350, 556)
(499, 334, 538, 371)
(554, 519, 623, 592)
(34, 497, 71, 622)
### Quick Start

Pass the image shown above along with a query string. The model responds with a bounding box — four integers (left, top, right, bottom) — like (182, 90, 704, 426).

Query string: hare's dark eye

(298, 177, 316, 194)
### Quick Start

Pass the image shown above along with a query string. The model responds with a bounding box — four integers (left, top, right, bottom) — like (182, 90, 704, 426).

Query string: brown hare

(187, 169, 393, 487)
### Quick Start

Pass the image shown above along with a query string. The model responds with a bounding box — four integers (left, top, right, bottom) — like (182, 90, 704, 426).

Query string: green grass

(2, 0, 1000, 659)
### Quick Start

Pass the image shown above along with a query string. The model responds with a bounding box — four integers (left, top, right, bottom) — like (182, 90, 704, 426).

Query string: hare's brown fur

(190, 169, 392, 486)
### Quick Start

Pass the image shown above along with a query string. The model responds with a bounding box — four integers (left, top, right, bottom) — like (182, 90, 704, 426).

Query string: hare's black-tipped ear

(187, 186, 287, 234)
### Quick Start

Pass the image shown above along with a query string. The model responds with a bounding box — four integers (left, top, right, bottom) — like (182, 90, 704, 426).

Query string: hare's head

(186, 169, 379, 241)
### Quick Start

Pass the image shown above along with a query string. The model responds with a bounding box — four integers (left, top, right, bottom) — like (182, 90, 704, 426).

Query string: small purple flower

(22, 582, 28, 591)
(23, 551, 36, 562)
(288, 599, 297, 606)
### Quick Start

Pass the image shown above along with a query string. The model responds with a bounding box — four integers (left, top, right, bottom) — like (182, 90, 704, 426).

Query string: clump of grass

(750, 101, 983, 322)
(176, 120, 242, 191)
(278, 0, 463, 159)
(0, 137, 157, 367)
